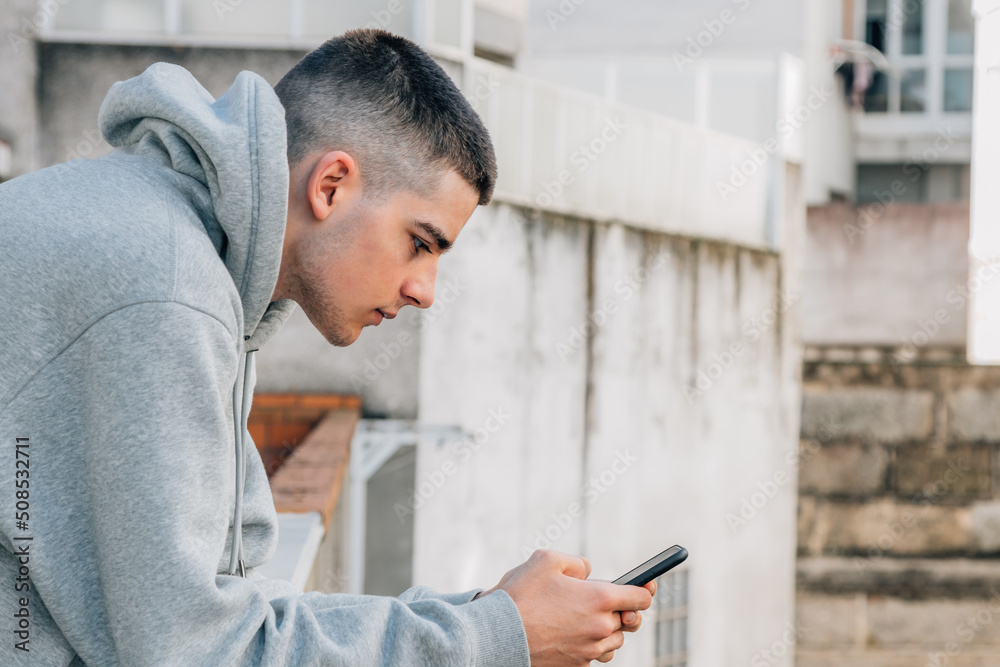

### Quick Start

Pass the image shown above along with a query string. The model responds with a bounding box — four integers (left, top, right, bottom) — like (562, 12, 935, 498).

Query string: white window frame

(653, 568, 689, 667)
(856, 0, 975, 117)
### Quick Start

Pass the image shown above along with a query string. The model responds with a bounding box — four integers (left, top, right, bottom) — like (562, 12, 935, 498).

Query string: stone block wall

(797, 346, 1000, 666)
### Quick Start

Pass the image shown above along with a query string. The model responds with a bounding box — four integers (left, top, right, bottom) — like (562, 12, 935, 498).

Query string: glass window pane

(656, 618, 669, 657)
(857, 164, 927, 203)
(864, 71, 889, 112)
(672, 616, 684, 654)
(180, 0, 288, 38)
(948, 0, 975, 54)
(944, 68, 974, 112)
(303, 0, 415, 41)
(902, 0, 924, 55)
(900, 69, 926, 113)
(865, 0, 887, 51)
(53, 0, 165, 33)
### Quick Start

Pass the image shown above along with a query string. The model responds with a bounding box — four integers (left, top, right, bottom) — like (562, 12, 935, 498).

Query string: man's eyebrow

(414, 219, 453, 254)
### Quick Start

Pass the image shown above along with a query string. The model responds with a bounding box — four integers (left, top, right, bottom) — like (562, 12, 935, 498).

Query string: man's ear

(306, 150, 360, 221)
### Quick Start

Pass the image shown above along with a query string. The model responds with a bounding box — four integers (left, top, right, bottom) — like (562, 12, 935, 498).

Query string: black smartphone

(612, 545, 688, 586)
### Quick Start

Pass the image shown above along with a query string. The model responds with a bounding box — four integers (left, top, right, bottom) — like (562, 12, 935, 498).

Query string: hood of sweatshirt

(96, 62, 295, 577)
(97, 62, 295, 351)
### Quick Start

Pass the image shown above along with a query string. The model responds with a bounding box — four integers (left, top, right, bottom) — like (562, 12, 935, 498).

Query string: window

(856, 163, 971, 203)
(901, 0, 924, 55)
(859, 0, 974, 115)
(947, 0, 975, 53)
(866, 0, 887, 52)
(654, 568, 689, 667)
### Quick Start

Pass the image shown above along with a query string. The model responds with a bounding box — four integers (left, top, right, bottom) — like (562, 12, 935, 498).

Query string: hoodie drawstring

(228, 340, 256, 578)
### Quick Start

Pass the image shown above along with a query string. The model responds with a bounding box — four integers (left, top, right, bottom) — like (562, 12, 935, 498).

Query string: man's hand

(474, 550, 655, 666)
(596, 577, 656, 663)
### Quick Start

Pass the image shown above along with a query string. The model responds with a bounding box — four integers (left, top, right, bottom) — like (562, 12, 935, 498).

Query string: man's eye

(413, 236, 431, 253)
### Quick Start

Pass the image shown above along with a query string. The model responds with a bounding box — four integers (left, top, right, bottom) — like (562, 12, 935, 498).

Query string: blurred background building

(2, 0, 998, 665)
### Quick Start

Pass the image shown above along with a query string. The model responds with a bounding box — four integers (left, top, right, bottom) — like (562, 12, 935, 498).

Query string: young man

(0, 30, 653, 665)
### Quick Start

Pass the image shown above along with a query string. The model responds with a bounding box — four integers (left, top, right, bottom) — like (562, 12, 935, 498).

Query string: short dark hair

(274, 29, 497, 206)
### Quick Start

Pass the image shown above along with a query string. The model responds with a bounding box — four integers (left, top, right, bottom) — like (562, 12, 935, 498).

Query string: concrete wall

(524, 0, 808, 61)
(35, 42, 304, 167)
(412, 202, 802, 667)
(0, 0, 42, 175)
(797, 349, 1000, 666)
(519, 0, 856, 207)
(803, 203, 970, 348)
(802, 0, 855, 205)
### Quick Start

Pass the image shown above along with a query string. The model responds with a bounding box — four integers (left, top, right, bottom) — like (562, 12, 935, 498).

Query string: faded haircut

(274, 29, 497, 206)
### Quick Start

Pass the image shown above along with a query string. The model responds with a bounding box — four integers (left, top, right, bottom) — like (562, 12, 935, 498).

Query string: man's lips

(373, 309, 397, 325)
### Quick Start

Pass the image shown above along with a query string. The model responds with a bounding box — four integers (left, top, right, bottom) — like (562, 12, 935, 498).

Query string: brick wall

(797, 346, 1000, 666)
(248, 393, 360, 477)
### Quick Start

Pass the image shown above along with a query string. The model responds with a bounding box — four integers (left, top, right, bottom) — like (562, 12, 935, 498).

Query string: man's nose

(402, 262, 437, 309)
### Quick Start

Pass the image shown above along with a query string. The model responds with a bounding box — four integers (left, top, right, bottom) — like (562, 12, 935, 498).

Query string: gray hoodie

(0, 62, 530, 666)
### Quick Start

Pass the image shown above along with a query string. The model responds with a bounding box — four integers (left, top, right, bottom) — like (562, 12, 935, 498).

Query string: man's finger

(533, 549, 591, 580)
(595, 630, 625, 657)
(592, 581, 653, 612)
(621, 610, 642, 631)
(561, 554, 590, 580)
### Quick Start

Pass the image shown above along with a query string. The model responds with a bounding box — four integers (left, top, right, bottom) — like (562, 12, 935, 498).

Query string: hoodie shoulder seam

(0, 299, 237, 417)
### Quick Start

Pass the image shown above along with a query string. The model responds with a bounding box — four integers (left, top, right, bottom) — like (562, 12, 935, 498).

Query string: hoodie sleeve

(19, 300, 530, 667)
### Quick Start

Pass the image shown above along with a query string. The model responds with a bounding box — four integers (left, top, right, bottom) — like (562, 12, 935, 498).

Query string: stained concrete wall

(34, 42, 304, 168)
(413, 202, 801, 667)
(803, 203, 971, 348)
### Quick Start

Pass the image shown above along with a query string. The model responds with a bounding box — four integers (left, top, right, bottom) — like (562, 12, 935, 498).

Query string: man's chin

(336, 327, 363, 347)
(317, 323, 362, 348)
